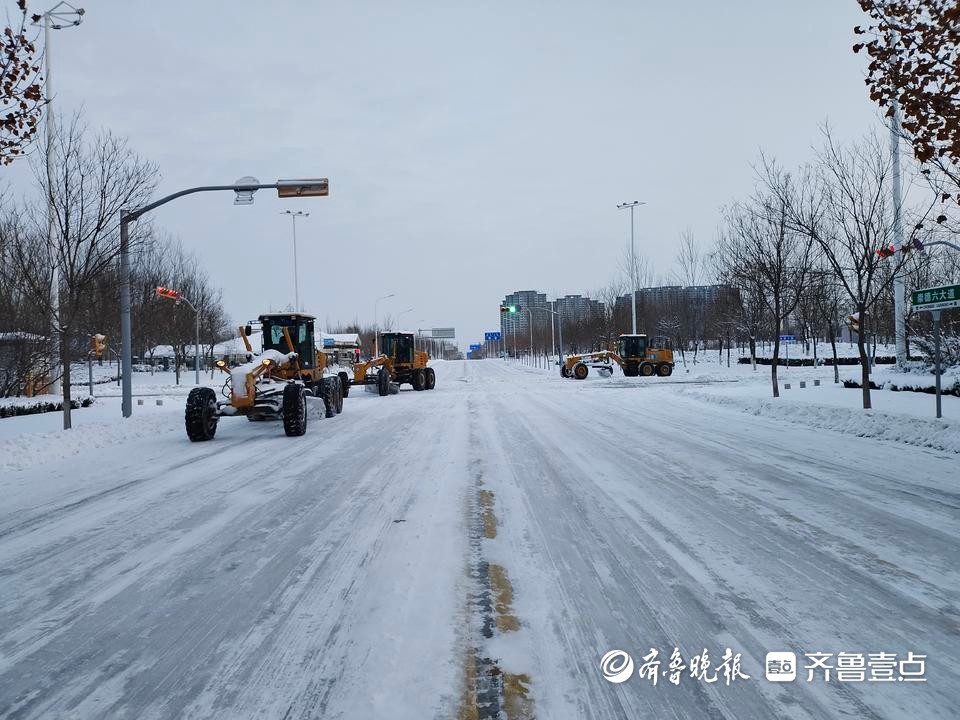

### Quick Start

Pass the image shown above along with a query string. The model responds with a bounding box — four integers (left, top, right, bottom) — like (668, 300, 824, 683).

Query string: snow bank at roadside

(684, 389, 960, 454)
(0, 413, 180, 473)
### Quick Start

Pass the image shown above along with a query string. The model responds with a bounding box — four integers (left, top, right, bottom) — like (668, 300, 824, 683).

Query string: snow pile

(0, 413, 179, 473)
(230, 350, 297, 398)
(685, 388, 960, 454)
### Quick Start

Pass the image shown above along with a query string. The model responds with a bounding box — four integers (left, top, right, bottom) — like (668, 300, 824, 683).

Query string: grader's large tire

(425, 367, 436, 390)
(185, 387, 218, 441)
(377, 369, 390, 397)
(412, 368, 426, 391)
(560, 364, 571, 378)
(334, 379, 344, 414)
(657, 363, 673, 377)
(338, 371, 350, 398)
(623, 363, 639, 377)
(573, 363, 589, 380)
(283, 383, 308, 437)
(640, 363, 654, 377)
(319, 379, 337, 418)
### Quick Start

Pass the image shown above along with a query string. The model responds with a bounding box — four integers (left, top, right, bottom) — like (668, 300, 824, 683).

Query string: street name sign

(912, 284, 959, 312)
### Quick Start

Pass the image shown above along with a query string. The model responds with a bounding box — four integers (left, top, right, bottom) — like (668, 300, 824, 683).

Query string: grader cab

(560, 334, 674, 380)
(184, 312, 347, 441)
(351, 331, 436, 396)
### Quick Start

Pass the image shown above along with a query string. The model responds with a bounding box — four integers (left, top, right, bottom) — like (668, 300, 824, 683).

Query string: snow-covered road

(1, 360, 956, 719)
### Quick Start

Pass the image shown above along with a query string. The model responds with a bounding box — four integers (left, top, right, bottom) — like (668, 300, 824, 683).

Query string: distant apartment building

(616, 284, 741, 327)
(500, 290, 548, 340)
(553, 294, 605, 325)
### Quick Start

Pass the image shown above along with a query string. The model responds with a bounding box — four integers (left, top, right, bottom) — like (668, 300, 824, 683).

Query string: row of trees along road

(0, 110, 232, 424)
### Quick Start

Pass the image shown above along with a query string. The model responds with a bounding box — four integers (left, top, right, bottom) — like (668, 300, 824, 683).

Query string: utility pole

(890, 97, 907, 367)
(281, 210, 309, 311)
(373, 293, 394, 357)
(617, 201, 646, 335)
(37, 2, 84, 420)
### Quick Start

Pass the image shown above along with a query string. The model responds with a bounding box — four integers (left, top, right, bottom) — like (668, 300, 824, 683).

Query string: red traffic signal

(156, 286, 180, 300)
(876, 245, 895, 259)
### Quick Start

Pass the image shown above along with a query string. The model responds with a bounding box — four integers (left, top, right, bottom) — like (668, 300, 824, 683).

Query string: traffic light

(156, 286, 180, 300)
(499, 305, 519, 313)
(91, 333, 107, 359)
(846, 312, 860, 334)
(876, 244, 895, 259)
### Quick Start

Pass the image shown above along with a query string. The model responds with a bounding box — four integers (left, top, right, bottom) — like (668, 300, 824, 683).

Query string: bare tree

(771, 131, 919, 408)
(673, 229, 708, 287)
(716, 176, 814, 398)
(0, 1, 44, 164)
(7, 114, 158, 426)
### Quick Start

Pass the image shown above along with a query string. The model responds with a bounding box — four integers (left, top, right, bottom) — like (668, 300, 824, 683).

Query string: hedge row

(842, 378, 960, 397)
(0, 397, 96, 419)
(739, 356, 896, 367)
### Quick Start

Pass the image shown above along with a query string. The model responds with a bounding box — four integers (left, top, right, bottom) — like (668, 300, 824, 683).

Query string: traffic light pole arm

(120, 183, 279, 419)
(122, 183, 282, 224)
(925, 240, 960, 253)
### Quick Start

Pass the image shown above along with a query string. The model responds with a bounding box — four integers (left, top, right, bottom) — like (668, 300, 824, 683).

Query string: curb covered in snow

(0, 413, 180, 473)
(683, 389, 960, 455)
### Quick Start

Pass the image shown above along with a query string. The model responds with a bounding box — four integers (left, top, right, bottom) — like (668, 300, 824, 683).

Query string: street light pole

(119, 177, 329, 417)
(281, 210, 308, 311)
(397, 307, 414, 329)
(373, 293, 395, 357)
(37, 2, 84, 413)
(890, 97, 908, 366)
(617, 200, 646, 335)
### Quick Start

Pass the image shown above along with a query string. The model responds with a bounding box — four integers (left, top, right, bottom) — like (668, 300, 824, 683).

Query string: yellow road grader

(185, 312, 347, 441)
(351, 331, 436, 396)
(560, 334, 674, 380)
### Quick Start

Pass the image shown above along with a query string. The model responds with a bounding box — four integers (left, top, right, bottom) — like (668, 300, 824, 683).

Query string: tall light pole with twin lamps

(397, 307, 414, 328)
(617, 200, 646, 335)
(36, 2, 84, 416)
(281, 210, 308, 311)
(373, 293, 395, 357)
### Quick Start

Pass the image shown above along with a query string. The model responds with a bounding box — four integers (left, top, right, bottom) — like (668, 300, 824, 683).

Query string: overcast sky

(6, 0, 884, 349)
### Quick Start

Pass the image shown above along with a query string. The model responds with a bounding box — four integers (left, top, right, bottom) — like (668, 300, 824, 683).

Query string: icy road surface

(0, 360, 957, 719)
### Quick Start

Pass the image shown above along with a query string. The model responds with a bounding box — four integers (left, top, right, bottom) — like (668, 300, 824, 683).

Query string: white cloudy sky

(5, 0, 883, 348)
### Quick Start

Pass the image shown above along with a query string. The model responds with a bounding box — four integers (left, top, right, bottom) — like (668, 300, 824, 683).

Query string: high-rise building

(616, 284, 740, 329)
(500, 290, 548, 345)
(553, 294, 605, 325)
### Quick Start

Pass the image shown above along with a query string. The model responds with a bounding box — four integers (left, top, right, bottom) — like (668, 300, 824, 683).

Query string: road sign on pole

(779, 335, 795, 342)
(911, 284, 959, 312)
(911, 285, 956, 418)
(431, 327, 456, 339)
(484, 331, 502, 341)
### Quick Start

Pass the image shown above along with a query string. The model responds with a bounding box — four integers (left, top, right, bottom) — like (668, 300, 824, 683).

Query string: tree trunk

(771, 321, 781, 398)
(857, 310, 871, 409)
(830, 324, 840, 384)
(749, 335, 757, 372)
(60, 326, 72, 430)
